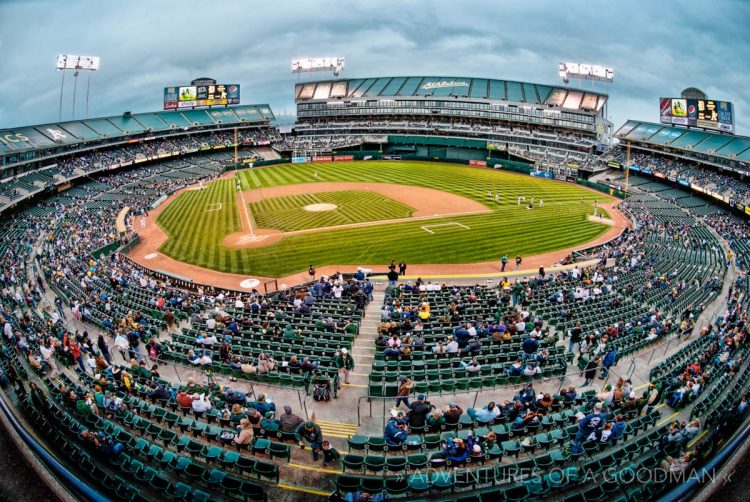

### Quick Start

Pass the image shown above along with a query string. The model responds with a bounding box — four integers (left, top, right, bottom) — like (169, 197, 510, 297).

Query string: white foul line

(237, 183, 255, 238)
(421, 222, 471, 234)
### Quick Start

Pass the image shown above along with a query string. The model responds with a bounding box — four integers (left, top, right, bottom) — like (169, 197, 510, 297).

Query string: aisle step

(315, 420, 358, 438)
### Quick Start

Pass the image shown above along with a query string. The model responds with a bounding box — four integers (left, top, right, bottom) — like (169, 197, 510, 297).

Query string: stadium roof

(0, 104, 274, 155)
(294, 76, 607, 112)
(615, 120, 750, 163)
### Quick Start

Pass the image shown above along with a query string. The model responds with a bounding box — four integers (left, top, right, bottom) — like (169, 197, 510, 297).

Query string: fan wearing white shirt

(192, 394, 212, 413)
(332, 284, 343, 299)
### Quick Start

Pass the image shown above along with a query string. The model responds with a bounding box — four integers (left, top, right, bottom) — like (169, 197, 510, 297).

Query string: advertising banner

(313, 156, 333, 162)
(333, 155, 354, 161)
(469, 159, 487, 167)
(659, 97, 734, 133)
(292, 156, 309, 163)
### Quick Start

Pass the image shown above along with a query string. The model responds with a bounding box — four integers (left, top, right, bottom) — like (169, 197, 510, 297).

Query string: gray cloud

(0, 0, 748, 135)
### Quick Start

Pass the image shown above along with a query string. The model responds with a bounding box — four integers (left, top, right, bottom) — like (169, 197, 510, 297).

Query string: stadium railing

(0, 390, 106, 502)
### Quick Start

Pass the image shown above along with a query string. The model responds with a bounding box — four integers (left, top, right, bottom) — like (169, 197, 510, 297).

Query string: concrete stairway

(342, 288, 385, 389)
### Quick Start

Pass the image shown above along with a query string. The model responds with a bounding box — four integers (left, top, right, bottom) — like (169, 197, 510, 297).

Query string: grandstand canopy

(0, 104, 275, 155)
(615, 120, 750, 164)
(295, 76, 608, 112)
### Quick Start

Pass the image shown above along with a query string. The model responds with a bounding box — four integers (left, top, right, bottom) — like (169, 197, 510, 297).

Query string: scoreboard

(164, 84, 240, 110)
(659, 97, 734, 134)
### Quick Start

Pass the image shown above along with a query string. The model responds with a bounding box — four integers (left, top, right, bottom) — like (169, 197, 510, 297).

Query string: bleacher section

(0, 135, 748, 501)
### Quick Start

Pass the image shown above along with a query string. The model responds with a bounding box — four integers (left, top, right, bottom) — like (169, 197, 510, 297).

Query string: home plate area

(421, 222, 471, 234)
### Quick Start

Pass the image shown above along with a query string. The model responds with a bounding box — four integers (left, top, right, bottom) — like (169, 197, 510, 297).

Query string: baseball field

(154, 161, 614, 277)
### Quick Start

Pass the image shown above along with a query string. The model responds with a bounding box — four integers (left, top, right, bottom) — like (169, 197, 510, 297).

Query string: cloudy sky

(0, 0, 748, 134)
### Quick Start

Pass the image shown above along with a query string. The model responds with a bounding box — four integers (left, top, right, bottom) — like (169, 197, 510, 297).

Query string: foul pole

(624, 141, 631, 194)
(234, 127, 238, 166)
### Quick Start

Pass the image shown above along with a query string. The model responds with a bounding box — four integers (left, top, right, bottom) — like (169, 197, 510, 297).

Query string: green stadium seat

(343, 454, 365, 472)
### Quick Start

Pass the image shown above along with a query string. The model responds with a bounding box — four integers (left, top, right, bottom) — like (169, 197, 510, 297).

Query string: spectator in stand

(280, 405, 304, 433)
(384, 409, 409, 446)
(444, 402, 463, 425)
(582, 356, 600, 387)
(407, 394, 432, 428)
(296, 421, 323, 461)
(334, 348, 354, 385)
(395, 376, 413, 409)
(235, 418, 253, 445)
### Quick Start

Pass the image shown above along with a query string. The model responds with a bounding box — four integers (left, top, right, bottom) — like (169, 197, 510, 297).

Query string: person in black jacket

(407, 394, 432, 429)
(387, 269, 399, 288)
(569, 322, 582, 354)
(582, 356, 600, 387)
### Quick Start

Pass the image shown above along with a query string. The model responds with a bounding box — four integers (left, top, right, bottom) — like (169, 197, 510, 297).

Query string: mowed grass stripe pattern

(156, 161, 613, 277)
(250, 191, 414, 232)
(239, 161, 596, 209)
(158, 179, 241, 270)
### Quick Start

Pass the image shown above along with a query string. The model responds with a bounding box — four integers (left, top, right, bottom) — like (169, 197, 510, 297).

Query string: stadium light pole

(58, 70, 66, 122)
(56, 54, 100, 121)
(72, 71, 79, 119)
(85, 71, 93, 118)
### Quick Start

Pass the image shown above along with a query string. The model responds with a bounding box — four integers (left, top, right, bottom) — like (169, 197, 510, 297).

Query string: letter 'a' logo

(46, 128, 67, 141)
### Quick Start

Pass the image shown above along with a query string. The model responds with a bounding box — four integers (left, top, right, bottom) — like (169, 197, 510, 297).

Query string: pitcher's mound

(237, 235, 269, 244)
(304, 203, 337, 212)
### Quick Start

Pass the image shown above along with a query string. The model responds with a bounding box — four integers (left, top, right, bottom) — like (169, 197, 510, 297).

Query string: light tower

(56, 54, 101, 120)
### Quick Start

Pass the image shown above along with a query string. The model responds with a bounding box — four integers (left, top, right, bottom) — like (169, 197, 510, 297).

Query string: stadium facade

(289, 76, 610, 173)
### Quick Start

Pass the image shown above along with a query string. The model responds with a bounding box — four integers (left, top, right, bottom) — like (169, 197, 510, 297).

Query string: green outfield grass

(249, 190, 414, 232)
(156, 161, 614, 277)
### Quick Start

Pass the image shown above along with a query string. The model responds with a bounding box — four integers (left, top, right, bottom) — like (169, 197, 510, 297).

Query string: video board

(164, 84, 240, 110)
(659, 97, 734, 133)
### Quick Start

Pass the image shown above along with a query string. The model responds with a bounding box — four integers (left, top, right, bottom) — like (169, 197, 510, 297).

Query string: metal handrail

(354, 361, 621, 427)
(657, 412, 750, 502)
(0, 391, 106, 502)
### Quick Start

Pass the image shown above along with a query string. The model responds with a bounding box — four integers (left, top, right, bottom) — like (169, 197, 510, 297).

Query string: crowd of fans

(0, 130, 748, 501)
(607, 148, 750, 204)
(275, 135, 364, 152)
(54, 128, 280, 179)
(294, 119, 596, 146)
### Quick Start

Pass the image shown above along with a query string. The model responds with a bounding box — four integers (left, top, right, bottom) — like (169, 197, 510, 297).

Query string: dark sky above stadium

(0, 0, 748, 134)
